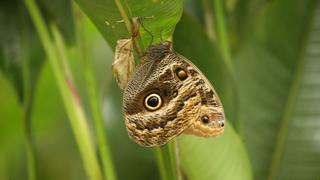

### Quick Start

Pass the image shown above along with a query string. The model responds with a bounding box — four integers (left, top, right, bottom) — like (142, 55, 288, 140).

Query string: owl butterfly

(122, 41, 225, 147)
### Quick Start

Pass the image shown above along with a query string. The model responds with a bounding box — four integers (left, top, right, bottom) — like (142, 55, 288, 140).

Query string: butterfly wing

(123, 42, 225, 147)
(112, 39, 135, 90)
(123, 49, 202, 147)
(176, 54, 225, 137)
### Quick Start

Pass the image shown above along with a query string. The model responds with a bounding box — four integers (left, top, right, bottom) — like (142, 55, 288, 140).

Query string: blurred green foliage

(1, 0, 320, 180)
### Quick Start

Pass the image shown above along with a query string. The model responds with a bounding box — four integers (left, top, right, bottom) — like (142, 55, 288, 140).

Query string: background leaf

(0, 73, 23, 150)
(0, 0, 44, 103)
(179, 126, 252, 180)
(234, 0, 320, 179)
(0, 0, 74, 103)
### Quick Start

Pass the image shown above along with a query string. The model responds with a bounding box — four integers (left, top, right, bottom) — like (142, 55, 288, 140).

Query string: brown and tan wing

(123, 42, 225, 147)
(175, 54, 225, 137)
(112, 39, 135, 90)
(123, 44, 202, 147)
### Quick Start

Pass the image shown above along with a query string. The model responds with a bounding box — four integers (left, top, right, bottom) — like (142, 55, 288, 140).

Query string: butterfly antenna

(159, 29, 165, 42)
(138, 17, 154, 47)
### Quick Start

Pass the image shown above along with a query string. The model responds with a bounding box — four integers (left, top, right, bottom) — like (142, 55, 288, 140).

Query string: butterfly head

(143, 41, 172, 61)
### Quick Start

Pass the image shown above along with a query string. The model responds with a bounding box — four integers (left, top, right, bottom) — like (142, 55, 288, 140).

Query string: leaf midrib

(267, 4, 318, 179)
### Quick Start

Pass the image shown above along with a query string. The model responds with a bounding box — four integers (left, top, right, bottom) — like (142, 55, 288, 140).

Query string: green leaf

(37, 0, 75, 44)
(174, 13, 252, 180)
(0, 73, 23, 148)
(33, 62, 87, 180)
(232, 0, 271, 45)
(235, 0, 320, 179)
(179, 126, 252, 180)
(75, 0, 183, 50)
(0, 0, 74, 103)
(1, 1, 75, 179)
(0, 0, 44, 103)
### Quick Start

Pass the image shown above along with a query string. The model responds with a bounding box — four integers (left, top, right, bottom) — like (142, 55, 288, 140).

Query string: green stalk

(212, 0, 241, 132)
(72, 3, 117, 180)
(51, 25, 103, 180)
(24, 109, 36, 180)
(23, 92, 37, 180)
(21, 18, 37, 180)
(155, 140, 180, 180)
(114, 0, 145, 54)
(0, 154, 8, 180)
(23, 0, 103, 179)
(202, 0, 215, 40)
(212, 0, 233, 71)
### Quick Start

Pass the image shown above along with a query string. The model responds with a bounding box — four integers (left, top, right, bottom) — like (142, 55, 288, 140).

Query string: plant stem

(23, 91, 37, 180)
(24, 0, 103, 179)
(21, 19, 37, 180)
(114, 0, 132, 36)
(72, 3, 117, 180)
(212, 0, 233, 72)
(24, 111, 36, 180)
(202, 0, 215, 40)
(114, 0, 145, 54)
(51, 24, 103, 180)
(0, 154, 8, 180)
(155, 140, 180, 180)
(212, 0, 241, 132)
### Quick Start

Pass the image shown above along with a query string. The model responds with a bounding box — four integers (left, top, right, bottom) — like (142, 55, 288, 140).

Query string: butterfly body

(123, 41, 225, 147)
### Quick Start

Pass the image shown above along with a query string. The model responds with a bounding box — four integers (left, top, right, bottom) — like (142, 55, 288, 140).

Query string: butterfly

(120, 41, 225, 147)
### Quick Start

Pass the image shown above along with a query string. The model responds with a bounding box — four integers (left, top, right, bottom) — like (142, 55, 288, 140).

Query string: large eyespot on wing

(124, 77, 202, 147)
(125, 72, 201, 147)
(144, 93, 163, 111)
